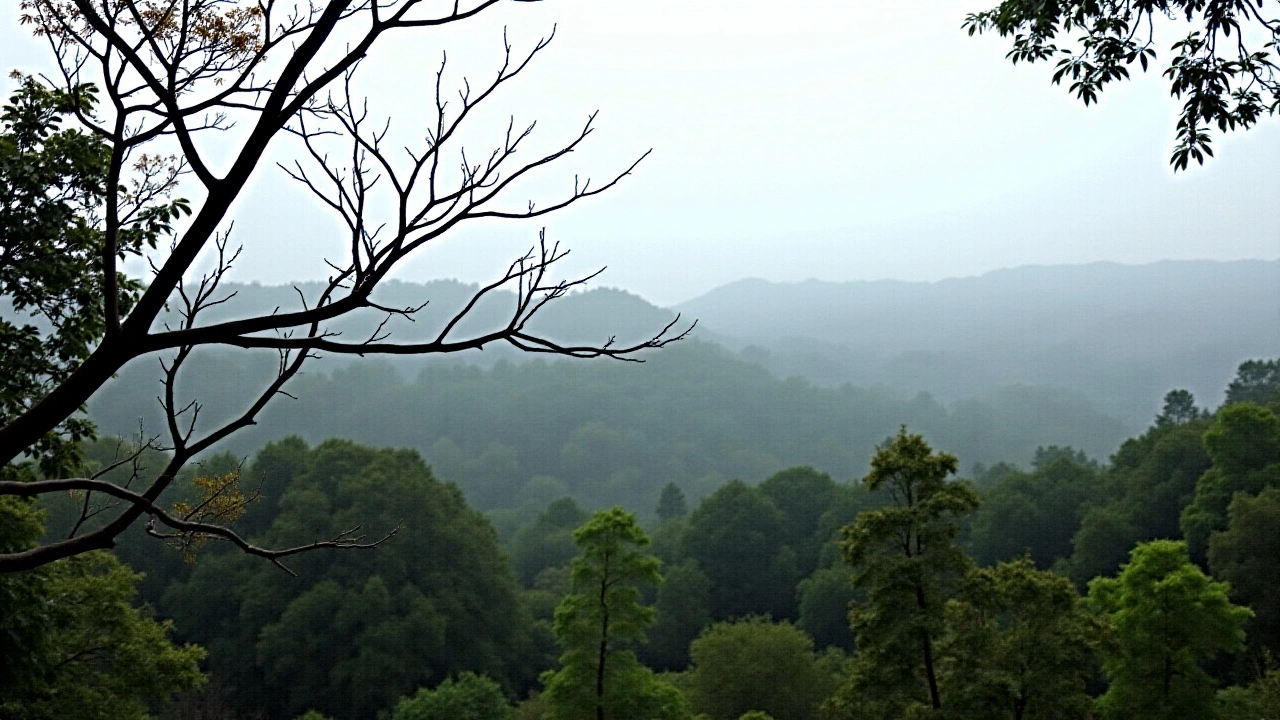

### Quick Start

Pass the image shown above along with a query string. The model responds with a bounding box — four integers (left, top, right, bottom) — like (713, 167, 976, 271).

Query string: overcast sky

(4, 0, 1278, 306)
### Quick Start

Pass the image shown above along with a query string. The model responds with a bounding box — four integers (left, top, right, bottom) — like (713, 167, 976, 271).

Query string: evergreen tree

(656, 482, 688, 522)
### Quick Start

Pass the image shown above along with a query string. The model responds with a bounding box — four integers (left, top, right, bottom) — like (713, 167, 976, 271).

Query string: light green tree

(941, 558, 1105, 720)
(541, 507, 690, 720)
(392, 672, 512, 720)
(832, 427, 979, 719)
(0, 497, 206, 720)
(1089, 540, 1252, 720)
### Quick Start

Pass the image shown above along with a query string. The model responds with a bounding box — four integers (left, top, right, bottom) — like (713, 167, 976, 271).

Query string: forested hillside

(16, 360, 1278, 720)
(88, 340, 1131, 528)
(677, 260, 1280, 425)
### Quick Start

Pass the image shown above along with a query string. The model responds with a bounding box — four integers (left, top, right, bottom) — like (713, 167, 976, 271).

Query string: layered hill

(675, 260, 1280, 425)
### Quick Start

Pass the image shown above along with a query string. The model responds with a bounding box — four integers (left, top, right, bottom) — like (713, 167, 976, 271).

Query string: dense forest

(5, 2, 1280, 719)
(88, 338, 1132, 534)
(6, 357, 1279, 719)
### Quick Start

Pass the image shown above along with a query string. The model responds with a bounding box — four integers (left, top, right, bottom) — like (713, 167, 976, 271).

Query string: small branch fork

(1, 1, 693, 574)
(1, 476, 395, 576)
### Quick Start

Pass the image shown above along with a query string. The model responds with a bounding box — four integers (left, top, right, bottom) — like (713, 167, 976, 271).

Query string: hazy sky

(3, 1, 1278, 306)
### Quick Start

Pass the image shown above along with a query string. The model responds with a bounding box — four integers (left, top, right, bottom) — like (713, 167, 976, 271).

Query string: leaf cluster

(965, 0, 1280, 169)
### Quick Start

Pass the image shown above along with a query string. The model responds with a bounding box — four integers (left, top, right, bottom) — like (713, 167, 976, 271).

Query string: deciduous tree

(1181, 402, 1280, 555)
(391, 672, 513, 720)
(965, 0, 1280, 169)
(687, 616, 840, 720)
(0, 497, 205, 720)
(1208, 486, 1280, 659)
(941, 558, 1104, 720)
(1089, 540, 1251, 720)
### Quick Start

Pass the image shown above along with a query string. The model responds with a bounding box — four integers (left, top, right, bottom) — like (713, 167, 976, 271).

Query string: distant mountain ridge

(77, 260, 1276, 507)
(674, 260, 1280, 425)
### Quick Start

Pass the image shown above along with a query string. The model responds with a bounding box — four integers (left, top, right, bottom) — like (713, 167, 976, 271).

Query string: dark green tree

(797, 567, 858, 652)
(656, 482, 688, 522)
(687, 617, 840, 720)
(158, 439, 533, 720)
(0, 77, 164, 481)
(968, 450, 1101, 569)
(964, 0, 1280, 170)
(1068, 417, 1211, 584)
(1157, 390, 1203, 427)
(540, 507, 690, 720)
(511, 497, 591, 586)
(1208, 486, 1280, 659)
(941, 558, 1104, 720)
(641, 558, 712, 672)
(1089, 540, 1251, 720)
(758, 466, 838, 578)
(683, 480, 794, 620)
(1225, 359, 1280, 407)
(1218, 666, 1280, 720)
(833, 427, 979, 718)
(1181, 403, 1280, 555)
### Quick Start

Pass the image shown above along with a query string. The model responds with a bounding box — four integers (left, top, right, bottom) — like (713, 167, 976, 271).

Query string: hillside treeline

(5, 359, 1277, 719)
(88, 340, 1132, 531)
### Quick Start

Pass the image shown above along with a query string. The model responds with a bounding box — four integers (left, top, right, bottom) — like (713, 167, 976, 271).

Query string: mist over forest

(87, 260, 1279, 514)
(5, 1, 1280, 715)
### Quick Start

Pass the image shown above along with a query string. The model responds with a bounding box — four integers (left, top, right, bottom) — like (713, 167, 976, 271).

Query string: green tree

(758, 466, 838, 578)
(968, 449, 1101, 569)
(687, 617, 839, 720)
(1068, 417, 1211, 584)
(797, 567, 858, 652)
(1218, 666, 1280, 720)
(392, 673, 513, 720)
(541, 507, 690, 720)
(1158, 390, 1204, 427)
(1224, 359, 1280, 407)
(0, 76, 161, 480)
(656, 482, 688, 522)
(1089, 540, 1252, 720)
(158, 439, 534, 720)
(683, 480, 794, 620)
(0, 497, 205, 720)
(511, 498, 591, 587)
(641, 558, 713, 672)
(964, 0, 1280, 170)
(1181, 403, 1280, 555)
(941, 558, 1104, 720)
(1208, 486, 1280, 659)
(834, 427, 979, 718)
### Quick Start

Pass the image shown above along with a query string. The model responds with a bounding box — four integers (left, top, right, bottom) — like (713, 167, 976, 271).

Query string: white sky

(3, 0, 1278, 306)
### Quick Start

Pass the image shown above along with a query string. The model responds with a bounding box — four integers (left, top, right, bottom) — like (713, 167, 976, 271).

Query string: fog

(3, 0, 1277, 306)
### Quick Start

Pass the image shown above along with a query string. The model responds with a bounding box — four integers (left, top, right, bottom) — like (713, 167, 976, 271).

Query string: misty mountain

(675, 260, 1280, 426)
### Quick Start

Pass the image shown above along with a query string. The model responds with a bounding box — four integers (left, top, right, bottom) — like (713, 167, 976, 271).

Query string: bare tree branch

(1, 0, 693, 574)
